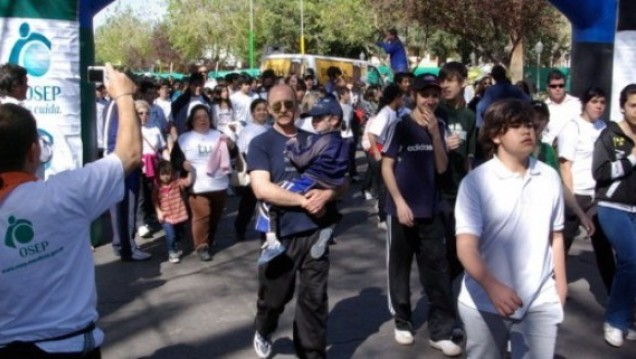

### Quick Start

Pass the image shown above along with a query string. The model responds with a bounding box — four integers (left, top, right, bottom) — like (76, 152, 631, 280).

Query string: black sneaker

(197, 246, 211, 261)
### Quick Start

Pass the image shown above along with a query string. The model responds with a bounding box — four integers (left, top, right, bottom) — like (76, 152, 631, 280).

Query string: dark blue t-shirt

(247, 128, 339, 238)
(382, 116, 444, 219)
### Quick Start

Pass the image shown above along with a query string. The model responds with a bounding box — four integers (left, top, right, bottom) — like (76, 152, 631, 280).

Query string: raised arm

(106, 64, 141, 175)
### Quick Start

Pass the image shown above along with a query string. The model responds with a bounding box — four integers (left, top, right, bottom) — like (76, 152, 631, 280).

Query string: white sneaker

(168, 251, 180, 263)
(377, 221, 387, 230)
(430, 339, 463, 357)
(394, 328, 414, 345)
(627, 328, 636, 341)
(364, 191, 374, 200)
(253, 332, 272, 358)
(604, 322, 624, 347)
(137, 225, 151, 238)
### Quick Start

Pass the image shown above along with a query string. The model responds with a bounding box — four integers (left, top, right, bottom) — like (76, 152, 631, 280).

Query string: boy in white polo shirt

(455, 99, 567, 359)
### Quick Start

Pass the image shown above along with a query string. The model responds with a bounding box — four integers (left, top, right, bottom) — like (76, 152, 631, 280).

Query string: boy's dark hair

(439, 61, 468, 81)
(250, 98, 267, 113)
(189, 72, 205, 84)
(261, 69, 276, 80)
(619, 84, 636, 109)
(479, 99, 534, 158)
(546, 69, 566, 84)
(377, 84, 402, 114)
(580, 86, 606, 106)
(186, 104, 211, 131)
(530, 100, 550, 120)
(394, 72, 414, 85)
(364, 85, 380, 102)
(0, 104, 38, 172)
(388, 28, 398, 37)
(137, 80, 157, 94)
(326, 66, 342, 79)
(237, 74, 253, 86)
(158, 80, 171, 88)
(157, 160, 173, 175)
(0, 64, 27, 97)
(490, 65, 508, 83)
(295, 80, 307, 92)
(335, 85, 348, 100)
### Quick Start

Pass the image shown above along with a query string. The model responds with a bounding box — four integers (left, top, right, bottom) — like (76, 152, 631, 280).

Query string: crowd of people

(1, 45, 636, 358)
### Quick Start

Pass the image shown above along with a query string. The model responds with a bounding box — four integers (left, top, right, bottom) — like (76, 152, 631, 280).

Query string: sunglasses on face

(548, 84, 565, 89)
(137, 111, 150, 116)
(271, 100, 295, 114)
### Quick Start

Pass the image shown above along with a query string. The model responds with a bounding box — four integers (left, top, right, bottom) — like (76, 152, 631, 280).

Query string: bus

(261, 53, 385, 87)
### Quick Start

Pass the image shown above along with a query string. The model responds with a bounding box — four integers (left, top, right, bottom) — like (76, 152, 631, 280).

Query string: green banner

(0, 0, 77, 21)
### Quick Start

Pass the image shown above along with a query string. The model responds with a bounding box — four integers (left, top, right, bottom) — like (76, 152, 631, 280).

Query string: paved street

(94, 181, 636, 359)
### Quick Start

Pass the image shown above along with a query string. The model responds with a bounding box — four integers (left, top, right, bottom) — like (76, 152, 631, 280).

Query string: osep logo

(8, 23, 52, 77)
(4, 216, 48, 258)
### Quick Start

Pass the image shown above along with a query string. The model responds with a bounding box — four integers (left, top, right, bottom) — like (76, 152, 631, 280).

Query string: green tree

(95, 6, 154, 69)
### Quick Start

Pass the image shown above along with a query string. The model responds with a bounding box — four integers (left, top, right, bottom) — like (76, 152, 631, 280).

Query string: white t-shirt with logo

(0, 155, 125, 351)
(557, 116, 606, 196)
(178, 130, 229, 194)
(455, 156, 564, 319)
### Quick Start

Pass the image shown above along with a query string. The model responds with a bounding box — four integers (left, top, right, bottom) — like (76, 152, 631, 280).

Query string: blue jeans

(598, 206, 636, 330)
(162, 222, 185, 253)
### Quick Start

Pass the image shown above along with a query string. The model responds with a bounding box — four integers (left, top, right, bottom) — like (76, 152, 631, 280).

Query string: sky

(93, 0, 167, 30)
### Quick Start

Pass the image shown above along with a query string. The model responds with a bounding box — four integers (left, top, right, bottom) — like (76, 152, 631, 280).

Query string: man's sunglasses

(548, 84, 565, 89)
(271, 100, 295, 114)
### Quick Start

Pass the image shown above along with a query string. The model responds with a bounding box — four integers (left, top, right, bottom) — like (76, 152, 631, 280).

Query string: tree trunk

(509, 39, 524, 83)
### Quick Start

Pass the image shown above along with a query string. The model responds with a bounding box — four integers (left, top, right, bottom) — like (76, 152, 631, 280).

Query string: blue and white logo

(9, 23, 52, 77)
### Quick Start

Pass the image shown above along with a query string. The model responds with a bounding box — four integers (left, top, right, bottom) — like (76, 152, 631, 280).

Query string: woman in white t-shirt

(557, 86, 615, 292)
(175, 104, 230, 261)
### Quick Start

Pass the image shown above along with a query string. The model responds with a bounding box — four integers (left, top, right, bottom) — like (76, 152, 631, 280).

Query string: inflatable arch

(550, 0, 636, 120)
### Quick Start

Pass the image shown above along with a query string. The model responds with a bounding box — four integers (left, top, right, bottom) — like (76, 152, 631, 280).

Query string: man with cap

(382, 74, 463, 356)
(248, 86, 346, 358)
(255, 95, 349, 264)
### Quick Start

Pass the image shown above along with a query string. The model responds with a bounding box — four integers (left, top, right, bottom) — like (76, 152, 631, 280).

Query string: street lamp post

(249, 0, 254, 68)
(300, 0, 305, 55)
(535, 40, 544, 92)
(470, 51, 476, 66)
(359, 51, 366, 61)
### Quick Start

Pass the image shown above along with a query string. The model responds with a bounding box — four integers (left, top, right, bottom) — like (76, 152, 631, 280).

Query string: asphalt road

(94, 181, 636, 359)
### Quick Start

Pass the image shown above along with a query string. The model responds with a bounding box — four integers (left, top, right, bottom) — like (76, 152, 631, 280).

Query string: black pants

(368, 157, 387, 222)
(439, 198, 464, 282)
(137, 175, 157, 227)
(386, 216, 457, 340)
(234, 185, 257, 237)
(0, 344, 101, 359)
(254, 230, 329, 359)
(345, 137, 358, 178)
(563, 194, 615, 293)
(361, 152, 377, 196)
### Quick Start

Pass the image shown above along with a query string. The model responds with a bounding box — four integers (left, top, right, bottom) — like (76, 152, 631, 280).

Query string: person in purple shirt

(381, 74, 463, 356)
(376, 28, 409, 73)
